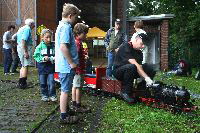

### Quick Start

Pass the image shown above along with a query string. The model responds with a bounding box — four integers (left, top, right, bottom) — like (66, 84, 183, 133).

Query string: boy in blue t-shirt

(55, 3, 80, 124)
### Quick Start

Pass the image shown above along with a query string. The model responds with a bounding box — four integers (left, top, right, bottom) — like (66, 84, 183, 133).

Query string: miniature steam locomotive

(54, 67, 197, 112)
(142, 81, 197, 112)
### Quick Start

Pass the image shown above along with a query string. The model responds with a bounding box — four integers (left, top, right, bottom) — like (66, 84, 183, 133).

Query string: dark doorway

(56, 0, 110, 31)
(143, 33, 160, 70)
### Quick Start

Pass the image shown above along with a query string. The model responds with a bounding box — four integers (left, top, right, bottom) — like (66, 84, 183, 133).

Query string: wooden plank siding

(0, 0, 35, 64)
(36, 0, 57, 42)
(0, 0, 122, 64)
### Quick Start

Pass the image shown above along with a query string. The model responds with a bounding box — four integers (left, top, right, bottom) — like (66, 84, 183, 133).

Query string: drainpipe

(123, 0, 130, 41)
(34, 0, 37, 46)
(16, 0, 21, 26)
(110, 0, 113, 28)
(123, 0, 128, 34)
(17, 0, 20, 19)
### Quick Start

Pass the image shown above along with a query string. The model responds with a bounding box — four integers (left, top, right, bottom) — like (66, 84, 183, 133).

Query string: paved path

(35, 94, 108, 133)
(0, 67, 109, 133)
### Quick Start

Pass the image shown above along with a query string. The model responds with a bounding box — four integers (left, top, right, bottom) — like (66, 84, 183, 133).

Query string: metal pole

(17, 0, 21, 20)
(34, 0, 37, 45)
(110, 0, 113, 28)
(15, 0, 22, 26)
(123, 0, 128, 33)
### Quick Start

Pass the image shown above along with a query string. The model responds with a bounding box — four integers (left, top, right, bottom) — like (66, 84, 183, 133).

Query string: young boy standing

(72, 23, 91, 113)
(33, 29, 57, 102)
(55, 3, 80, 124)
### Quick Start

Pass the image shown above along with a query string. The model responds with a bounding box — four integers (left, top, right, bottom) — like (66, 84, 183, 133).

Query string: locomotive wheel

(167, 105, 177, 113)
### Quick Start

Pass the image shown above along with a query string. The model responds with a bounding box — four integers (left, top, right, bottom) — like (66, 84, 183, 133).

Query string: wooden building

(0, 0, 173, 70)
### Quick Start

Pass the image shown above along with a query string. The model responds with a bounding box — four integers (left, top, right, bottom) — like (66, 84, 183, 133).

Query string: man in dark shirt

(113, 33, 155, 103)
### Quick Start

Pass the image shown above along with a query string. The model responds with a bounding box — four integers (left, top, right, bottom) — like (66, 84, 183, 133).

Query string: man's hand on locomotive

(145, 77, 154, 86)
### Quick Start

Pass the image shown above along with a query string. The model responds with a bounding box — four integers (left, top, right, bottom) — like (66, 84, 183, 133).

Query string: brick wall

(160, 20, 169, 70)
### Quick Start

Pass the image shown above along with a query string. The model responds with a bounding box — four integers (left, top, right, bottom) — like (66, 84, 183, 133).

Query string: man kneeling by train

(113, 33, 156, 103)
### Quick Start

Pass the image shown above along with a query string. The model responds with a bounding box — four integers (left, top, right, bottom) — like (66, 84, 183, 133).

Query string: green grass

(99, 70, 200, 133)
(154, 69, 200, 94)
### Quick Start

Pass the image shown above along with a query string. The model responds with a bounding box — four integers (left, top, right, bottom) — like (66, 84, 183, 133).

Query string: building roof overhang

(128, 14, 175, 21)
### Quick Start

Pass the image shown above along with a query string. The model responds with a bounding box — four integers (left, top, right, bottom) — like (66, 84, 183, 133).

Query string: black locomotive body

(140, 81, 197, 112)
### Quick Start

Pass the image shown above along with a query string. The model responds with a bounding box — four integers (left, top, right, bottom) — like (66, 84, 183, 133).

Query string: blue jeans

(3, 48, 13, 73)
(59, 69, 75, 93)
(39, 73, 56, 97)
(106, 52, 115, 77)
(11, 52, 20, 72)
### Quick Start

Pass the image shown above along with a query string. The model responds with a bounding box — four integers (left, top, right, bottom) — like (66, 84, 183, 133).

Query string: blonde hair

(134, 20, 144, 29)
(41, 29, 52, 37)
(73, 23, 88, 36)
(62, 3, 81, 18)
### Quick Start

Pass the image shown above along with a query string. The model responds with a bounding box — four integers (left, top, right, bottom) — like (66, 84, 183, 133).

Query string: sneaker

(60, 115, 79, 124)
(72, 105, 91, 113)
(4, 73, 9, 75)
(49, 96, 57, 102)
(41, 96, 49, 102)
(9, 73, 15, 75)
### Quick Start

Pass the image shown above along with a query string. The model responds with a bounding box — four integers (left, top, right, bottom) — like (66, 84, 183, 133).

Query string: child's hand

(24, 52, 29, 59)
(70, 62, 77, 69)
(50, 56, 55, 64)
(85, 55, 89, 59)
(44, 56, 49, 61)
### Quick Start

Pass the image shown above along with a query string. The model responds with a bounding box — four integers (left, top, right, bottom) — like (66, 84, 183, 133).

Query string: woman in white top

(131, 20, 148, 64)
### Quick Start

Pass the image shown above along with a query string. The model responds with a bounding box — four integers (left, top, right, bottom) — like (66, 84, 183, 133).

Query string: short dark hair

(8, 25, 15, 30)
(73, 23, 88, 36)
